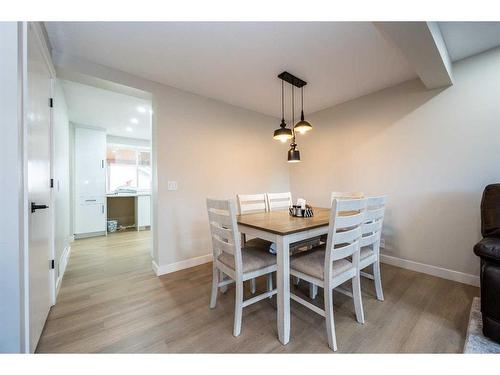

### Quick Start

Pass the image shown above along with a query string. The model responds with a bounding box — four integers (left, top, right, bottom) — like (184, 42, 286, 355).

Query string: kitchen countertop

(106, 192, 151, 197)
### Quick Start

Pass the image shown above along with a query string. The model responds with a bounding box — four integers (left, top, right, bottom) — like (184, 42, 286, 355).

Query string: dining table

(236, 207, 331, 345)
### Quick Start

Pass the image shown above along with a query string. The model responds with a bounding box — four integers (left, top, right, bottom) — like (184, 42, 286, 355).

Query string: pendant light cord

(291, 84, 295, 141)
(301, 86, 304, 110)
(281, 80, 285, 125)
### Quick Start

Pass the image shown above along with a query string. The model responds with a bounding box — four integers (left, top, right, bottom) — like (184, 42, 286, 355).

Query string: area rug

(463, 297, 500, 353)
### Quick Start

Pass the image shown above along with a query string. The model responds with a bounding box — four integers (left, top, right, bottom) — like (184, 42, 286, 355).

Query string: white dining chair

(358, 196, 387, 301)
(290, 198, 367, 351)
(237, 193, 274, 294)
(266, 192, 293, 211)
(207, 198, 277, 337)
(310, 191, 365, 299)
(267, 192, 320, 286)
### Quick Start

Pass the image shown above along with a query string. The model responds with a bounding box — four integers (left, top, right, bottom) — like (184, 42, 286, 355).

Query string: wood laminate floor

(37, 231, 479, 353)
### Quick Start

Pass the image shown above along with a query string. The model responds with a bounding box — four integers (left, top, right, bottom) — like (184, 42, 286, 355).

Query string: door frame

(21, 21, 57, 353)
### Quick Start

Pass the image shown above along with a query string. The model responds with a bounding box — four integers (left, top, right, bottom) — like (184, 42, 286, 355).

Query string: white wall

(53, 53, 290, 270)
(53, 80, 71, 286)
(0, 22, 25, 353)
(291, 47, 500, 283)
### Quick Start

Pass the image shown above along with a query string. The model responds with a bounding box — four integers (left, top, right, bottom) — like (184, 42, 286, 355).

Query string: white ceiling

(439, 22, 500, 62)
(47, 22, 500, 118)
(62, 80, 152, 140)
(46, 22, 417, 117)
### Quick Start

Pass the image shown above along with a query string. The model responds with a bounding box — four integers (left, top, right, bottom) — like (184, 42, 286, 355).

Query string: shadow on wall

(316, 79, 447, 162)
(293, 79, 447, 209)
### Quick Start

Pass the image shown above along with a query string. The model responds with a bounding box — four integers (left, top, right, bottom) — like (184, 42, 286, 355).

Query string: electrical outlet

(380, 238, 386, 248)
(167, 181, 178, 191)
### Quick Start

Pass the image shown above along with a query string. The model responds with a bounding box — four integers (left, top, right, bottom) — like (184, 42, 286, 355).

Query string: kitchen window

(107, 144, 151, 193)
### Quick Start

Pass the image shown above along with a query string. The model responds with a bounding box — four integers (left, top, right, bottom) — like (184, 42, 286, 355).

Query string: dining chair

(290, 198, 367, 351)
(237, 193, 274, 294)
(267, 192, 320, 286)
(207, 198, 277, 337)
(313, 195, 388, 302)
(266, 191, 293, 211)
(358, 196, 387, 301)
(310, 191, 365, 299)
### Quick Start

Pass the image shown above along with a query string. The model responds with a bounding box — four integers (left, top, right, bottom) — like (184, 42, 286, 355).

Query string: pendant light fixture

(274, 71, 311, 163)
(273, 80, 293, 143)
(287, 85, 300, 163)
(294, 86, 313, 134)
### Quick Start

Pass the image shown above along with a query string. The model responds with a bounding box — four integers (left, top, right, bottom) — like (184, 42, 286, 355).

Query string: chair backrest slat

(365, 207, 385, 222)
(331, 191, 364, 202)
(212, 235, 236, 255)
(360, 232, 378, 248)
(333, 226, 363, 245)
(336, 212, 365, 229)
(331, 242, 359, 261)
(362, 220, 382, 234)
(367, 196, 387, 208)
(208, 210, 233, 227)
(210, 223, 235, 244)
(336, 198, 366, 212)
(361, 196, 387, 248)
(207, 199, 242, 270)
(267, 192, 293, 211)
(237, 193, 268, 214)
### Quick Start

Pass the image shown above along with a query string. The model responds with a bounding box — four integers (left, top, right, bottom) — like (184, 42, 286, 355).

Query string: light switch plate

(167, 181, 178, 191)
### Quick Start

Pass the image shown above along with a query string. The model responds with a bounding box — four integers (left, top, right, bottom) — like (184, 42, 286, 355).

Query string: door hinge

(49, 98, 54, 108)
(50, 178, 54, 188)
(50, 259, 55, 270)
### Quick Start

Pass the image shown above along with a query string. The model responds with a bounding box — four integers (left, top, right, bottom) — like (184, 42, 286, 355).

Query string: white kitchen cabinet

(136, 195, 151, 230)
(74, 127, 106, 237)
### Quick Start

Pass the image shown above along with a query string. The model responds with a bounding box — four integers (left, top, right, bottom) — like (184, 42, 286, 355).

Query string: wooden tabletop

(237, 207, 331, 235)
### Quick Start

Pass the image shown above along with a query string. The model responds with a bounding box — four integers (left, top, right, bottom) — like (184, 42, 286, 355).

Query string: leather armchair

(474, 184, 500, 343)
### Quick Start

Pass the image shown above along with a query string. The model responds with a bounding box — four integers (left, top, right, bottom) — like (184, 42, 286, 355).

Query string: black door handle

(31, 202, 49, 213)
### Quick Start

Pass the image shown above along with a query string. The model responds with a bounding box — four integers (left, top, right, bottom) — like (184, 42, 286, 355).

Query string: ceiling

(62, 80, 152, 140)
(438, 22, 500, 62)
(47, 22, 500, 118)
(46, 22, 417, 117)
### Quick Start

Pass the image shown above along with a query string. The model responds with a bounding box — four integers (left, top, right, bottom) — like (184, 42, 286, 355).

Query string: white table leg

(276, 235, 290, 345)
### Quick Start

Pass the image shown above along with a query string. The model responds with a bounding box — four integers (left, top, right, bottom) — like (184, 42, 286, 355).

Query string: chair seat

(218, 246, 277, 273)
(290, 247, 353, 280)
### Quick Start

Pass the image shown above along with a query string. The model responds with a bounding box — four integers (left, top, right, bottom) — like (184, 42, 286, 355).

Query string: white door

(27, 26, 53, 352)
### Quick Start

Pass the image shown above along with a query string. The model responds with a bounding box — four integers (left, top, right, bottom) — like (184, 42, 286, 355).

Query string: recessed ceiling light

(130, 118, 139, 124)
(126, 126, 133, 132)
(137, 106, 147, 113)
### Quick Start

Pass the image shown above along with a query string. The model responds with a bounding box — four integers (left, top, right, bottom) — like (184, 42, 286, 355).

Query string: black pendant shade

(273, 81, 293, 143)
(273, 119, 293, 142)
(294, 87, 312, 134)
(287, 143, 300, 163)
(294, 111, 312, 134)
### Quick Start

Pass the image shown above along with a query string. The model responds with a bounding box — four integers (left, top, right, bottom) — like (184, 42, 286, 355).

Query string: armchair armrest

(474, 237, 500, 261)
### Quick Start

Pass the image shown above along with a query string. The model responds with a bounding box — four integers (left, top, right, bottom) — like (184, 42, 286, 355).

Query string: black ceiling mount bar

(277, 71, 307, 88)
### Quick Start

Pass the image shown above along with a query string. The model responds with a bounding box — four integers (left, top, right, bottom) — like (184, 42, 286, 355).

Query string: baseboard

(56, 245, 71, 295)
(152, 253, 213, 276)
(380, 254, 480, 287)
(74, 231, 106, 239)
